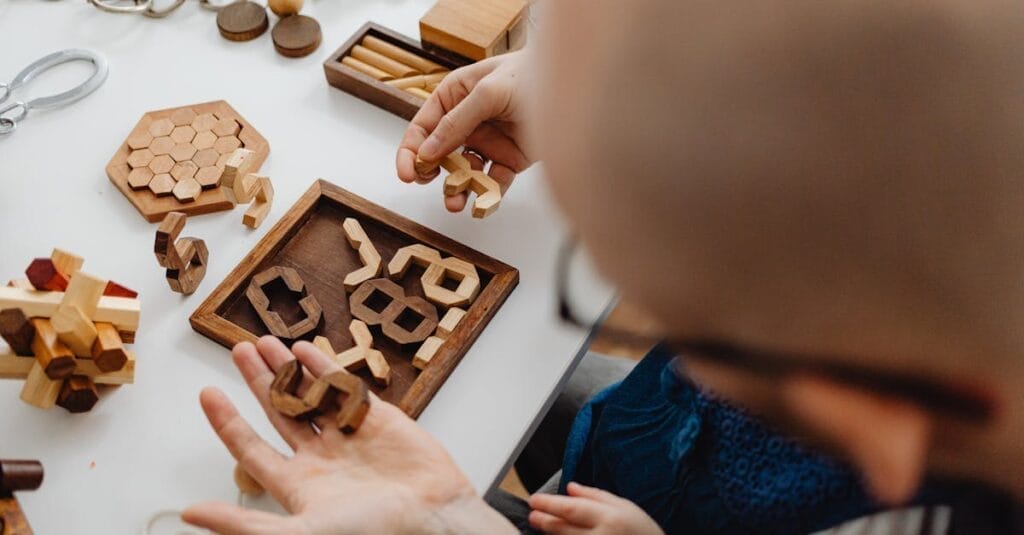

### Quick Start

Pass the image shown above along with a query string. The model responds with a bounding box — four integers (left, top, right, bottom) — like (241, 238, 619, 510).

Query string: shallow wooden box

(323, 22, 470, 121)
(190, 180, 518, 417)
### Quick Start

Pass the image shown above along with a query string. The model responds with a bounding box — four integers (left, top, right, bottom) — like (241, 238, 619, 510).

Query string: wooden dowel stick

(362, 35, 447, 74)
(341, 56, 394, 81)
(350, 45, 419, 78)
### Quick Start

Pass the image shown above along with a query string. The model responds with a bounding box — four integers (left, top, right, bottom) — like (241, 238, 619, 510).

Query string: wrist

(422, 493, 516, 535)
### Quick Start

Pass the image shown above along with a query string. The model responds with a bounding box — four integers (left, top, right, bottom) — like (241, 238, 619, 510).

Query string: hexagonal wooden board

(106, 100, 270, 223)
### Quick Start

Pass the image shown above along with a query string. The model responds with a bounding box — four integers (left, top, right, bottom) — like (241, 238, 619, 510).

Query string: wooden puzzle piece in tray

(190, 180, 518, 418)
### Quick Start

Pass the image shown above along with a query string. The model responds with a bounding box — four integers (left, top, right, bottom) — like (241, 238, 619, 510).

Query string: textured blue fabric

(560, 345, 880, 534)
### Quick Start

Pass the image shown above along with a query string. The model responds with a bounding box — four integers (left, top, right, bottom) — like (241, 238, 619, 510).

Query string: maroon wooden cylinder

(0, 460, 43, 492)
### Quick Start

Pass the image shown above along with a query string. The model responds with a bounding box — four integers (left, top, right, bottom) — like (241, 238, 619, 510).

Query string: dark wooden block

(191, 180, 518, 418)
(0, 309, 35, 357)
(323, 22, 470, 121)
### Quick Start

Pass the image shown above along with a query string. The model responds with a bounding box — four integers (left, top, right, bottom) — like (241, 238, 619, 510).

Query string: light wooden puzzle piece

(242, 175, 274, 229)
(224, 148, 258, 202)
(389, 244, 480, 308)
(415, 151, 502, 218)
(313, 320, 391, 386)
(413, 336, 444, 370)
(341, 218, 382, 292)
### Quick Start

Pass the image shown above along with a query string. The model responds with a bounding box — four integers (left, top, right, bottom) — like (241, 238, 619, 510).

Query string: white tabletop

(0, 2, 607, 532)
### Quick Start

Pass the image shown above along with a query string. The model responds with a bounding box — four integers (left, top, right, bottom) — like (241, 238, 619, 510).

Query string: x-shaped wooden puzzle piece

(313, 320, 391, 386)
(0, 459, 42, 535)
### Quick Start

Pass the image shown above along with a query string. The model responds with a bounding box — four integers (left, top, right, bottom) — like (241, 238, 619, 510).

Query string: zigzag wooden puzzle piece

(155, 212, 209, 295)
(269, 359, 370, 433)
(242, 175, 274, 229)
(313, 319, 391, 386)
(341, 218, 382, 292)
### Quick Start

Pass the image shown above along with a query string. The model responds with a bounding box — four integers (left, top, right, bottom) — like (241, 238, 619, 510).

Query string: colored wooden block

(103, 281, 138, 299)
(25, 258, 67, 292)
(56, 375, 99, 413)
(190, 180, 518, 418)
(0, 309, 35, 356)
(91, 322, 128, 373)
(31, 318, 76, 380)
(106, 101, 270, 222)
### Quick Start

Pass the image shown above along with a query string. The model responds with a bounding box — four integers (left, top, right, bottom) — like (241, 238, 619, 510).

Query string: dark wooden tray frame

(190, 180, 518, 418)
(323, 22, 472, 121)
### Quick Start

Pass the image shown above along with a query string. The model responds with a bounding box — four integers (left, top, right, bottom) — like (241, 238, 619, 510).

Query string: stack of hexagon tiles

(124, 106, 244, 203)
(0, 249, 141, 413)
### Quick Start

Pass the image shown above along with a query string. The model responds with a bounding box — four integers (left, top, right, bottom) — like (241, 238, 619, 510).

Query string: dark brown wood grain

(0, 461, 43, 493)
(323, 22, 471, 121)
(217, 1, 269, 42)
(191, 180, 518, 418)
(272, 15, 322, 58)
(0, 309, 35, 357)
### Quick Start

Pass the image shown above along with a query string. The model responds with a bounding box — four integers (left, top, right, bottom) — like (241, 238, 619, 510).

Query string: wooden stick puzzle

(190, 180, 518, 418)
(0, 459, 43, 535)
(106, 101, 270, 223)
(0, 250, 140, 413)
(324, 23, 470, 120)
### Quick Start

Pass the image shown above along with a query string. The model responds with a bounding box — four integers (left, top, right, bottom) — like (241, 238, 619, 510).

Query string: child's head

(531, 0, 1024, 502)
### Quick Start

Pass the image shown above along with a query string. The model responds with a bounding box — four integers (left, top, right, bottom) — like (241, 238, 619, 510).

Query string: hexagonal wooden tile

(170, 142, 198, 162)
(106, 100, 270, 222)
(127, 148, 155, 169)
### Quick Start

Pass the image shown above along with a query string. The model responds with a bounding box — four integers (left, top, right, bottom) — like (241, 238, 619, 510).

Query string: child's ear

(781, 375, 932, 505)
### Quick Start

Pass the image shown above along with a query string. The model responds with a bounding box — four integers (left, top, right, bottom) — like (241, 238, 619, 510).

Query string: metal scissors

(0, 49, 109, 136)
(86, 0, 237, 17)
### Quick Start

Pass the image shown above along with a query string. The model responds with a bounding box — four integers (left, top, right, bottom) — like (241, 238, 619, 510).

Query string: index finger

(397, 60, 501, 183)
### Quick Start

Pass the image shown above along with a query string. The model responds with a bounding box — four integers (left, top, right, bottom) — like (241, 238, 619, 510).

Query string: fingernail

(420, 136, 440, 159)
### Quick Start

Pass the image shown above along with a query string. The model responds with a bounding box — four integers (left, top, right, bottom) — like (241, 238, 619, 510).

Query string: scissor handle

(0, 49, 109, 135)
(87, 0, 153, 14)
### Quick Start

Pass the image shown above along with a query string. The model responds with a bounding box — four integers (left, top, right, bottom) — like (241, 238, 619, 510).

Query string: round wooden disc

(217, 1, 269, 42)
(271, 15, 322, 58)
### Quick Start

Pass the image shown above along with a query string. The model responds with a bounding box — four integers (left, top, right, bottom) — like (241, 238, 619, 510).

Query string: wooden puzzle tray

(190, 180, 518, 417)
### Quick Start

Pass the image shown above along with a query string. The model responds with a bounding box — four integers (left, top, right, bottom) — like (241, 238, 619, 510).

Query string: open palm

(183, 336, 511, 535)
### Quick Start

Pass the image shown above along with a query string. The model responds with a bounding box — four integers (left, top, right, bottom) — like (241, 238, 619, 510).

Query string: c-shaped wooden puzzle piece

(312, 320, 391, 386)
(341, 218, 382, 292)
(416, 151, 502, 218)
(246, 266, 323, 340)
(154, 212, 209, 295)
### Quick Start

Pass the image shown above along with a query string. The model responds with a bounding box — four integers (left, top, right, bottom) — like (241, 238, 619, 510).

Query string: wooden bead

(268, 0, 303, 17)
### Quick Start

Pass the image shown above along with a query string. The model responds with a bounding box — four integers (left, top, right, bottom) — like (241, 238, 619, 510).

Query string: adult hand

(528, 482, 664, 535)
(397, 50, 535, 213)
(183, 336, 515, 535)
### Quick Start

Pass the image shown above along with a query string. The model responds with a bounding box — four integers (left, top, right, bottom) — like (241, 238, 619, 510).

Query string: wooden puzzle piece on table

(246, 266, 323, 340)
(190, 181, 518, 418)
(106, 100, 270, 223)
(154, 212, 209, 295)
(269, 359, 370, 433)
(0, 250, 140, 413)
(223, 149, 276, 229)
(389, 244, 481, 308)
(0, 459, 43, 535)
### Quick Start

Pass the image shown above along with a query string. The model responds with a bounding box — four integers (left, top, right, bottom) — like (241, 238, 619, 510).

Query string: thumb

(182, 501, 294, 535)
(419, 82, 505, 162)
